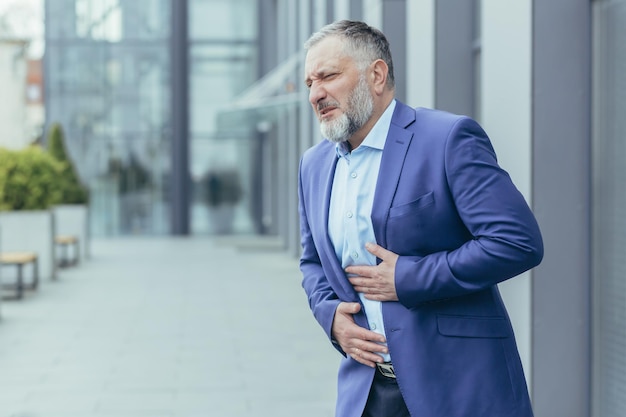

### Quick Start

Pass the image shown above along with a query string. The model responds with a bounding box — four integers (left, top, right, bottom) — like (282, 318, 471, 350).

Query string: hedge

(0, 147, 64, 211)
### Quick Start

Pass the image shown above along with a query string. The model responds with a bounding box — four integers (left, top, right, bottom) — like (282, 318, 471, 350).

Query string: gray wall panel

(435, 0, 475, 117)
(532, 1, 592, 416)
(382, 0, 407, 102)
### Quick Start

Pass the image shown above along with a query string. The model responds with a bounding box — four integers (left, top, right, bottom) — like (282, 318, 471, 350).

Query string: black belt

(375, 362, 396, 379)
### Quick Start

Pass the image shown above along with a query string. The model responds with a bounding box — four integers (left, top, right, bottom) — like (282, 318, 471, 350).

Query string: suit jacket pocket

(389, 191, 435, 218)
(437, 314, 509, 338)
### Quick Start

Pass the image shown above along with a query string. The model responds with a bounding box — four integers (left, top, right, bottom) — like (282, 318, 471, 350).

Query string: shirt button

(370, 323, 377, 330)
(352, 252, 359, 259)
(351, 172, 358, 178)
(346, 211, 353, 218)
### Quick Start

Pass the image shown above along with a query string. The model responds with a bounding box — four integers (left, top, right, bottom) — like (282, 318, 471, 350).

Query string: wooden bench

(0, 251, 39, 300)
(55, 235, 80, 267)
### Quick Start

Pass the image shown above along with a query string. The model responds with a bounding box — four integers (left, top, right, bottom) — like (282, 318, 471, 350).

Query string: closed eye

(305, 71, 340, 89)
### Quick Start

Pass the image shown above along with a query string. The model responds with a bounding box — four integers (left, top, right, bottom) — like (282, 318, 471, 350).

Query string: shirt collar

(335, 99, 397, 159)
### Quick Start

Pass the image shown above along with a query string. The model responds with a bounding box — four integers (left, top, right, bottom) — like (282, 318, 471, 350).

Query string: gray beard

(320, 76, 373, 144)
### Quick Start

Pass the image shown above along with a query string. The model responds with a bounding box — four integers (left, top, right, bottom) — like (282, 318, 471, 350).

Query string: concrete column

(435, 0, 476, 118)
(531, 1, 592, 416)
(170, 0, 190, 235)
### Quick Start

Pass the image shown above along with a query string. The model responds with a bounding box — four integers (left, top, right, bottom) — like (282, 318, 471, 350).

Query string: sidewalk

(0, 237, 338, 417)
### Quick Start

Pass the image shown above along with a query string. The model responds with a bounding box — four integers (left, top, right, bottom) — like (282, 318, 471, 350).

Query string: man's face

(304, 37, 374, 143)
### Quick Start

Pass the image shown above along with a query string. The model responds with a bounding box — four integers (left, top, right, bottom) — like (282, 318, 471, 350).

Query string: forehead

(304, 36, 353, 76)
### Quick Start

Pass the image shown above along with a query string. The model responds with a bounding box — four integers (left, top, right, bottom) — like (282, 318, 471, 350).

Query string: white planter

(207, 205, 236, 234)
(0, 210, 56, 282)
(52, 204, 90, 261)
(0, 229, 3, 317)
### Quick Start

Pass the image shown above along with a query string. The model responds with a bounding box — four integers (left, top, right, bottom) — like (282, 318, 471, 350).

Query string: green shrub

(0, 147, 64, 211)
(47, 122, 89, 204)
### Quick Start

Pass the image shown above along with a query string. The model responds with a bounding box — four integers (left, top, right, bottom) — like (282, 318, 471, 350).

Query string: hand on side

(331, 302, 388, 368)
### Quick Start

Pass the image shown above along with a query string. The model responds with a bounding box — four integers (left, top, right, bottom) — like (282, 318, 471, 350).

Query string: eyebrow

(304, 70, 322, 86)
(304, 67, 339, 85)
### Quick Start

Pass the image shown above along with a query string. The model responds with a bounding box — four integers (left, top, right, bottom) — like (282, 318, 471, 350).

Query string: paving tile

(0, 237, 337, 417)
(95, 390, 176, 413)
(21, 391, 99, 413)
(0, 389, 28, 404)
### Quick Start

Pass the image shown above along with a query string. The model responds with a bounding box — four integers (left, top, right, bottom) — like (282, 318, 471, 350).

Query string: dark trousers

(362, 369, 411, 417)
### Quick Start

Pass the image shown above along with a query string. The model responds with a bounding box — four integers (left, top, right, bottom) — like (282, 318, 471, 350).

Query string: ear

(370, 59, 389, 95)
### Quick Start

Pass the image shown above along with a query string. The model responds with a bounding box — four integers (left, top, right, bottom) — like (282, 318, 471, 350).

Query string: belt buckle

(376, 362, 396, 379)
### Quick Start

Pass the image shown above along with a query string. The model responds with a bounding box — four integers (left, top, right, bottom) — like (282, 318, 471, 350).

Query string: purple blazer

(298, 101, 543, 417)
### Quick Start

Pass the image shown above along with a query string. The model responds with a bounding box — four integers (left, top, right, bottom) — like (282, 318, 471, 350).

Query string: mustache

(317, 100, 340, 113)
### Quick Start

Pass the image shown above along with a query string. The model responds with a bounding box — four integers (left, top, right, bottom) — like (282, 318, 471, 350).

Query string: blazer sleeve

(298, 157, 343, 350)
(395, 117, 543, 308)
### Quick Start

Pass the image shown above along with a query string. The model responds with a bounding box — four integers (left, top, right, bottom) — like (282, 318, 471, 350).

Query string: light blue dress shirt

(328, 99, 396, 362)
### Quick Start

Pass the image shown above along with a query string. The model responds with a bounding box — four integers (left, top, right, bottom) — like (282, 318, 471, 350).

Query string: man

(298, 20, 543, 417)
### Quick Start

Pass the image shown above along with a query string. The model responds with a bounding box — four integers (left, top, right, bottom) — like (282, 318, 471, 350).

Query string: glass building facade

(45, 0, 172, 236)
(189, 0, 259, 235)
(44, 0, 260, 236)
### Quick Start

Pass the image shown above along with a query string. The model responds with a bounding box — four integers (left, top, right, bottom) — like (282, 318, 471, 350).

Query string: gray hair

(304, 20, 395, 89)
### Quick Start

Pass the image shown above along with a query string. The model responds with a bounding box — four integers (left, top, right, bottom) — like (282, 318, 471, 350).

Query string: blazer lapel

(371, 102, 416, 250)
(318, 149, 359, 301)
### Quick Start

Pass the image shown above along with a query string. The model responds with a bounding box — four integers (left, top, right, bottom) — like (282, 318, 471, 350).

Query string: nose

(308, 82, 326, 108)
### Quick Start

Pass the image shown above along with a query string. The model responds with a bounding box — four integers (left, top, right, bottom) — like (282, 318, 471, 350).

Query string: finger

(337, 302, 361, 315)
(363, 291, 385, 300)
(345, 265, 374, 277)
(349, 276, 383, 291)
(346, 337, 388, 354)
(359, 340, 389, 354)
(351, 354, 378, 368)
(350, 353, 376, 368)
(347, 276, 368, 287)
(352, 284, 382, 297)
(364, 242, 393, 260)
(363, 292, 398, 302)
(355, 328, 387, 345)
(350, 347, 385, 367)
(351, 284, 368, 294)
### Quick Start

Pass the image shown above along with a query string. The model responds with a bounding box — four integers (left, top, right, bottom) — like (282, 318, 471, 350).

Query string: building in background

(0, 39, 45, 149)
(44, 0, 259, 236)
(45, 0, 175, 236)
(40, 1, 624, 417)
(0, 0, 45, 149)
(25, 57, 45, 142)
(0, 39, 31, 149)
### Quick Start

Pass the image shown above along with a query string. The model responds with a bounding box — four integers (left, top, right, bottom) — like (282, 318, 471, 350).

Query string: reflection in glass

(45, 0, 171, 235)
(189, 0, 258, 235)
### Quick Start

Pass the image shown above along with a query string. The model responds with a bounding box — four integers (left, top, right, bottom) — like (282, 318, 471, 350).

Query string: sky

(0, 0, 44, 58)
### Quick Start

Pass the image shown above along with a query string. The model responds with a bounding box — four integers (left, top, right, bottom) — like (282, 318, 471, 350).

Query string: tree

(47, 122, 89, 204)
(0, 147, 64, 210)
